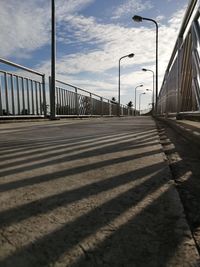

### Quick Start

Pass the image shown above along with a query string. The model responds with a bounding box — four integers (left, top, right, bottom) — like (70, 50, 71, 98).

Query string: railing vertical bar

(64, 89, 67, 114)
(59, 88, 62, 115)
(10, 74, 15, 115)
(74, 91, 76, 115)
(16, 76, 20, 115)
(72, 91, 75, 115)
(58, 88, 61, 115)
(35, 81, 39, 115)
(63, 89, 65, 115)
(69, 91, 71, 114)
(21, 77, 25, 115)
(42, 75, 46, 116)
(66, 90, 69, 114)
(101, 97, 103, 116)
(67, 90, 69, 115)
(69, 91, 72, 115)
(4, 73, 9, 115)
(61, 88, 62, 114)
(26, 79, 30, 114)
(90, 93, 92, 115)
(72, 91, 74, 115)
(62, 89, 65, 114)
(75, 87, 78, 115)
(39, 82, 42, 115)
(30, 80, 34, 114)
(73, 91, 76, 115)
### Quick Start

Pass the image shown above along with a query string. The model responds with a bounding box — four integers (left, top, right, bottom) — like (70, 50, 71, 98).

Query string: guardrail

(157, 0, 200, 118)
(0, 59, 134, 119)
(0, 58, 46, 117)
(55, 80, 133, 117)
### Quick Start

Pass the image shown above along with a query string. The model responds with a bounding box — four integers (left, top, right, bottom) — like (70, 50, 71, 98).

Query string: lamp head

(128, 53, 134, 58)
(139, 84, 143, 87)
(142, 68, 147, 71)
(132, 15, 143, 22)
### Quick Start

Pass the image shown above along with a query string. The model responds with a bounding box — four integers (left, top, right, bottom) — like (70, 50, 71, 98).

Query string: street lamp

(134, 84, 143, 116)
(142, 68, 155, 111)
(139, 92, 146, 115)
(50, 0, 56, 119)
(118, 53, 134, 116)
(132, 15, 158, 114)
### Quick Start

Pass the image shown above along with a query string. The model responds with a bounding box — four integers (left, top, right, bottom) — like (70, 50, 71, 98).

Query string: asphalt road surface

(0, 117, 199, 267)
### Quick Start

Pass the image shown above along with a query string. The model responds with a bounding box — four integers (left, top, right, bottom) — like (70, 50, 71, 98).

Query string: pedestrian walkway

(0, 117, 199, 267)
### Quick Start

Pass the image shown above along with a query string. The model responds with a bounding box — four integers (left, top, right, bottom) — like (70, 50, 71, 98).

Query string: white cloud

(0, 0, 94, 58)
(37, 4, 187, 106)
(112, 0, 153, 19)
(156, 15, 165, 22)
(41, 15, 157, 74)
(0, 0, 188, 107)
(0, 0, 49, 57)
(56, 0, 94, 21)
(168, 6, 187, 30)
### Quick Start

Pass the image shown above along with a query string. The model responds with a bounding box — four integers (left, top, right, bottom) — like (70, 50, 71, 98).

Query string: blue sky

(0, 0, 189, 110)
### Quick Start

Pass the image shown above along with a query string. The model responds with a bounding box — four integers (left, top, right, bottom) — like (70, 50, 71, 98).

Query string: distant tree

(21, 108, 29, 115)
(3, 109, 11, 115)
(83, 96, 91, 115)
(127, 101, 133, 108)
(41, 102, 49, 115)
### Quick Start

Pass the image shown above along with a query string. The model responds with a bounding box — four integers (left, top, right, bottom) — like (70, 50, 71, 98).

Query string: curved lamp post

(50, 0, 56, 119)
(118, 53, 134, 116)
(134, 84, 143, 116)
(139, 92, 146, 115)
(142, 68, 155, 111)
(132, 15, 158, 114)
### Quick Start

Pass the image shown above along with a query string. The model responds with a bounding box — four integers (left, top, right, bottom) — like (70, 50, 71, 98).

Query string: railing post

(177, 37, 183, 115)
(101, 97, 103, 116)
(4, 73, 9, 115)
(42, 75, 47, 117)
(90, 93, 93, 116)
(75, 87, 79, 116)
(16, 76, 20, 115)
(11, 75, 15, 115)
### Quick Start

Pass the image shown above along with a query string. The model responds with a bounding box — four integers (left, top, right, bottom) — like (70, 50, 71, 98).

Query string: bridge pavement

(0, 116, 199, 267)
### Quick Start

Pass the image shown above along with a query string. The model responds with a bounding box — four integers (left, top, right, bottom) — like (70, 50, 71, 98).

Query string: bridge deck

(0, 117, 199, 267)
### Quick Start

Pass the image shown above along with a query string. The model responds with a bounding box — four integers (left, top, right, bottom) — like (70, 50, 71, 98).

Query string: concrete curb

(156, 117, 200, 148)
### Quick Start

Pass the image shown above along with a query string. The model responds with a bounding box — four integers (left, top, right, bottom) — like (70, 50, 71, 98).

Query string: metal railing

(0, 58, 46, 117)
(157, 0, 200, 117)
(55, 80, 133, 117)
(0, 58, 134, 118)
